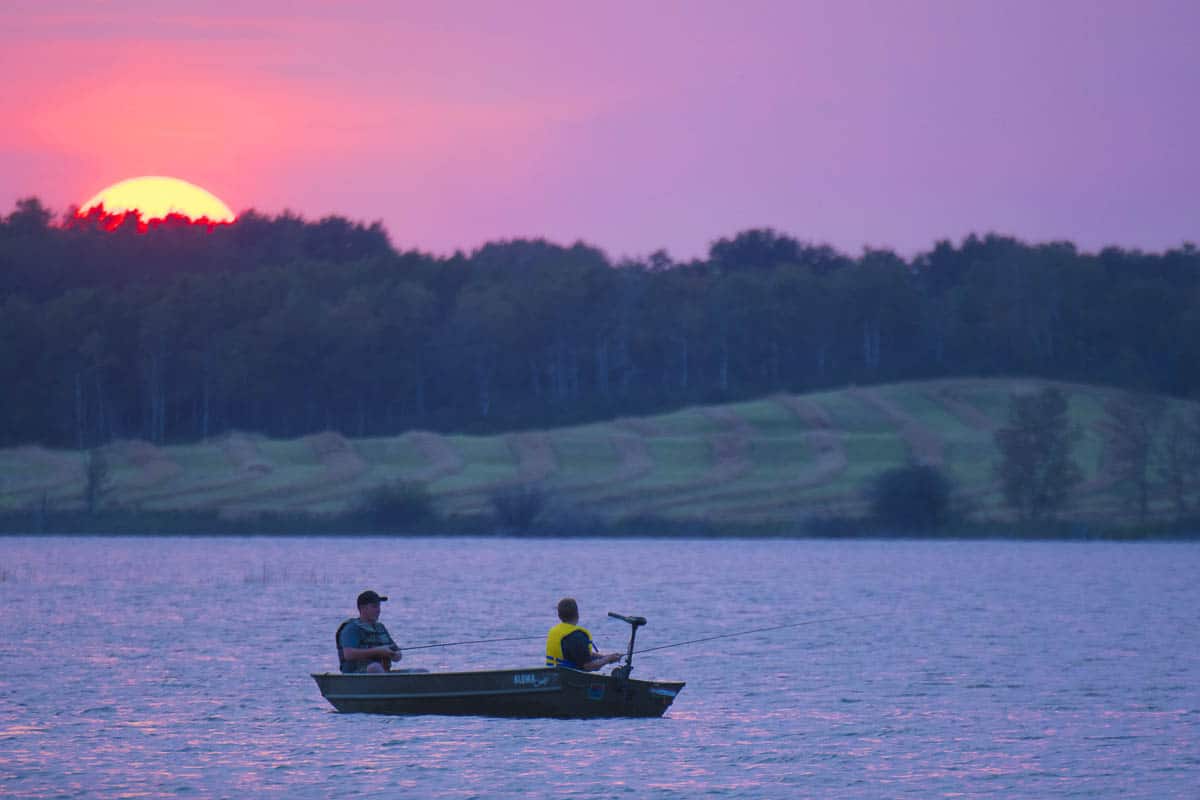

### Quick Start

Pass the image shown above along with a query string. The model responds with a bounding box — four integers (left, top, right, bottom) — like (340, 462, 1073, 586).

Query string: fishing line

(399, 611, 890, 653)
(631, 611, 893, 655)
(403, 634, 544, 651)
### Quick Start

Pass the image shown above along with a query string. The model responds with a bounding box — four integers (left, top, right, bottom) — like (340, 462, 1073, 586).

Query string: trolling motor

(607, 612, 647, 680)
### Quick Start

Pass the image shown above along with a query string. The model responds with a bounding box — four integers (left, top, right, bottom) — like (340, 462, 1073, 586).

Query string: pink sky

(2, 0, 1197, 259)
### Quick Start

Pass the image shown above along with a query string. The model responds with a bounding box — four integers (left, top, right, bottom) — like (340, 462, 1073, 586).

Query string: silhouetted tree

(1104, 394, 1165, 522)
(994, 387, 1083, 521)
(1156, 408, 1200, 517)
(83, 448, 110, 514)
(709, 228, 802, 271)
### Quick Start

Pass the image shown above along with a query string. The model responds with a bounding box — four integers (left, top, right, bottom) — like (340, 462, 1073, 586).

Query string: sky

(2, 0, 1197, 260)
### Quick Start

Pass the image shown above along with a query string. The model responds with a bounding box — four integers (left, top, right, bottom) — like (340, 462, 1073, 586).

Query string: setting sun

(80, 176, 235, 223)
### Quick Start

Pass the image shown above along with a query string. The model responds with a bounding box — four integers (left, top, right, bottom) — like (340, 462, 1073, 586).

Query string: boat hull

(311, 667, 684, 718)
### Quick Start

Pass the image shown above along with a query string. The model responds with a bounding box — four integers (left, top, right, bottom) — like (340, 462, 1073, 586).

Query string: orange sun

(80, 176, 236, 224)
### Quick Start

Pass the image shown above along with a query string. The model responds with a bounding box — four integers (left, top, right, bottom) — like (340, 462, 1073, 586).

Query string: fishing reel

(608, 611, 647, 680)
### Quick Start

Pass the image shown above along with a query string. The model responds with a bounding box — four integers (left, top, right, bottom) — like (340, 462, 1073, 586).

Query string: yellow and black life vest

(545, 622, 595, 668)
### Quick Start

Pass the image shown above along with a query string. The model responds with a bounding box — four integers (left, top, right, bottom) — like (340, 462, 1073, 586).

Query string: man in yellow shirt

(545, 597, 622, 671)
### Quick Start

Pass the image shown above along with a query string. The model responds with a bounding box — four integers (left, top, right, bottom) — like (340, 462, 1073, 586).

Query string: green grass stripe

(427, 435, 516, 494)
(808, 390, 896, 434)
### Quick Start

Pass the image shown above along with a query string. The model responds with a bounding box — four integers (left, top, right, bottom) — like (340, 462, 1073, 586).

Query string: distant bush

(490, 484, 547, 532)
(867, 464, 953, 531)
(84, 448, 110, 515)
(359, 481, 436, 530)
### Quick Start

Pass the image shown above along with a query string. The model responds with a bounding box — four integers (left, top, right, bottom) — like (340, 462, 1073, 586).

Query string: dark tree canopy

(1, 198, 1199, 448)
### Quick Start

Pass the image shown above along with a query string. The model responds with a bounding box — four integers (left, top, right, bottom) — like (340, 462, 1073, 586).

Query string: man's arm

(340, 625, 401, 667)
(340, 645, 401, 662)
(581, 651, 622, 671)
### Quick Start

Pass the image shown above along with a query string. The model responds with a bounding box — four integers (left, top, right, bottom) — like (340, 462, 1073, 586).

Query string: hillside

(2, 378, 1196, 528)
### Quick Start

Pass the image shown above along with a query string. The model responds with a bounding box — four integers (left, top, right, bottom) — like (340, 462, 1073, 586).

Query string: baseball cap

(357, 590, 388, 606)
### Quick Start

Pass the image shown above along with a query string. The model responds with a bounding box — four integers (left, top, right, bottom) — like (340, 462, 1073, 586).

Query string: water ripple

(1, 537, 1197, 798)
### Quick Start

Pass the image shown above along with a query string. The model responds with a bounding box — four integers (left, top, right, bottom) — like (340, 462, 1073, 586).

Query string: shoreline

(2, 509, 1197, 541)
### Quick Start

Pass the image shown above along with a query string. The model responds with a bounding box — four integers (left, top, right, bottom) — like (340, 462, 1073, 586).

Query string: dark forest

(3, 197, 1198, 449)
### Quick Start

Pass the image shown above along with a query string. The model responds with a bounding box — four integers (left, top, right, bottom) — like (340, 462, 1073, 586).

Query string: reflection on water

(1, 537, 1198, 798)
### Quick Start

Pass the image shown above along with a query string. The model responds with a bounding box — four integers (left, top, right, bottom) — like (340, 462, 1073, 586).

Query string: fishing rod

(402, 634, 544, 651)
(630, 611, 893, 655)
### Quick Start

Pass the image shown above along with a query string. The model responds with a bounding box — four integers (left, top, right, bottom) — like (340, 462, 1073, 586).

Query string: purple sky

(2, 0, 1197, 260)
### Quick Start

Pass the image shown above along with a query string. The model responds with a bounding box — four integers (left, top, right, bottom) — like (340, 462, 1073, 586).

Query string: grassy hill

(2, 378, 1197, 531)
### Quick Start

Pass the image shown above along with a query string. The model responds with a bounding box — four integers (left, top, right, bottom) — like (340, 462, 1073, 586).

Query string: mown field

(1, 378, 1195, 527)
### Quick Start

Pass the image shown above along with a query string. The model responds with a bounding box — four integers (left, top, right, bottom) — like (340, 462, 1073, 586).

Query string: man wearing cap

(337, 590, 402, 673)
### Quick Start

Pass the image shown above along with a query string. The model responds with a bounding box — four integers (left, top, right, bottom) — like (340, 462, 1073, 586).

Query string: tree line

(2, 197, 1198, 449)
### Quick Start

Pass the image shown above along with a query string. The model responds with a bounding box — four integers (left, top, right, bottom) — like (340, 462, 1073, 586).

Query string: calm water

(1, 537, 1197, 799)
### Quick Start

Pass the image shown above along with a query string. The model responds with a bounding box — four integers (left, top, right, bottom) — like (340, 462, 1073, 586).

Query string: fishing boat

(312, 612, 685, 718)
(311, 665, 684, 718)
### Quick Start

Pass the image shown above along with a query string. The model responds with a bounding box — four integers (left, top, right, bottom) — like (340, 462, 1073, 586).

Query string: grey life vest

(336, 618, 396, 673)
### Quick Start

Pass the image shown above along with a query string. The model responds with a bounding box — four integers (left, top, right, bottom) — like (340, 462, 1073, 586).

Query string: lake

(1, 536, 1197, 798)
